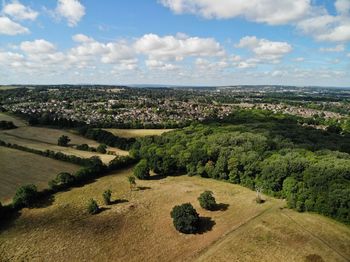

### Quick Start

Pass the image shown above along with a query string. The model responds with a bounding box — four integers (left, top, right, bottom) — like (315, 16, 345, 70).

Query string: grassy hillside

(104, 128, 174, 138)
(0, 147, 79, 202)
(0, 113, 27, 127)
(0, 168, 349, 261)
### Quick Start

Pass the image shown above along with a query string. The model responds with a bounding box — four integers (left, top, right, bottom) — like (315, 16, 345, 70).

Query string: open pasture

(0, 147, 79, 202)
(0, 169, 348, 262)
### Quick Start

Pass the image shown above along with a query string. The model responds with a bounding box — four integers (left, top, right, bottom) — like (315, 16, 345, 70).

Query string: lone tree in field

(103, 189, 112, 205)
(133, 159, 150, 180)
(87, 199, 99, 214)
(97, 144, 107, 154)
(127, 175, 136, 190)
(58, 135, 71, 147)
(170, 203, 200, 234)
(255, 186, 264, 204)
(198, 191, 217, 211)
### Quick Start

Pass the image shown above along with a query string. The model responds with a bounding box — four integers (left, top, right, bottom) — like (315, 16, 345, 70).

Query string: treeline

(0, 120, 17, 130)
(0, 139, 100, 167)
(131, 110, 350, 223)
(78, 127, 135, 150)
(0, 154, 136, 224)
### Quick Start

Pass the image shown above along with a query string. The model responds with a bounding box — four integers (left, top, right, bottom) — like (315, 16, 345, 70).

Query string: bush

(87, 199, 99, 214)
(170, 203, 200, 234)
(198, 191, 217, 210)
(12, 184, 38, 208)
(133, 159, 150, 180)
(49, 172, 75, 190)
(97, 144, 107, 154)
(128, 175, 136, 190)
(57, 135, 70, 147)
(103, 190, 112, 205)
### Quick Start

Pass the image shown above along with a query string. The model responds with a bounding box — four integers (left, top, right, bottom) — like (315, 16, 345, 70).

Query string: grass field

(104, 128, 174, 138)
(0, 147, 80, 203)
(0, 114, 128, 164)
(0, 113, 27, 127)
(0, 169, 348, 262)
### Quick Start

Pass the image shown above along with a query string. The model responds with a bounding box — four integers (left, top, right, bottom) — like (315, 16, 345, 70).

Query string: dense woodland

(131, 110, 350, 223)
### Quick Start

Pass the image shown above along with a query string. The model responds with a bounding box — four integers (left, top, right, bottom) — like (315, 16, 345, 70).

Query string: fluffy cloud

(20, 39, 56, 54)
(134, 33, 224, 61)
(55, 0, 85, 27)
(160, 0, 311, 25)
(319, 44, 345, 52)
(3, 0, 38, 21)
(0, 16, 29, 35)
(236, 36, 292, 62)
(297, 0, 350, 42)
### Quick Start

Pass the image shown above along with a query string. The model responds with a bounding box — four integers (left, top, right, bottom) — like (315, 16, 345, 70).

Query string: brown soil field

(0, 169, 349, 262)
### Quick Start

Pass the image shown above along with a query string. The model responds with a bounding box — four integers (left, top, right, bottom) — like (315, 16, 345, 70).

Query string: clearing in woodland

(0, 168, 349, 262)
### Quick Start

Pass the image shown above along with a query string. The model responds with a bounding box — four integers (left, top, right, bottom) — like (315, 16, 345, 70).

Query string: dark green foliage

(198, 191, 217, 210)
(103, 190, 112, 205)
(97, 144, 107, 154)
(49, 172, 75, 190)
(76, 144, 96, 152)
(78, 127, 135, 150)
(87, 199, 99, 214)
(133, 110, 350, 223)
(57, 135, 70, 147)
(170, 203, 200, 234)
(133, 159, 150, 179)
(0, 120, 17, 130)
(12, 184, 38, 208)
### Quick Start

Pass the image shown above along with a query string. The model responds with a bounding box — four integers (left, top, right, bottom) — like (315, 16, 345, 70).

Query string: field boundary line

(281, 210, 349, 261)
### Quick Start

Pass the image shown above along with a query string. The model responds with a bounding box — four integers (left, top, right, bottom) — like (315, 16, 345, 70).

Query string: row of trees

(132, 111, 350, 223)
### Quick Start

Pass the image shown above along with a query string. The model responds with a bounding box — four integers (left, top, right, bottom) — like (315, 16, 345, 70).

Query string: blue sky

(0, 0, 349, 86)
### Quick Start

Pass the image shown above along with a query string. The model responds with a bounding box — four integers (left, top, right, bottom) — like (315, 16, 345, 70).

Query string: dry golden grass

(0, 169, 348, 262)
(104, 128, 174, 138)
(0, 147, 79, 203)
(0, 125, 129, 164)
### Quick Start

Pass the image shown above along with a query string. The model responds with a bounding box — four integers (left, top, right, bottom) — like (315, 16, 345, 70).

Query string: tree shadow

(148, 174, 166, 180)
(98, 207, 111, 213)
(137, 186, 151, 191)
(32, 194, 55, 208)
(0, 208, 21, 233)
(110, 199, 129, 205)
(212, 203, 229, 211)
(196, 217, 216, 234)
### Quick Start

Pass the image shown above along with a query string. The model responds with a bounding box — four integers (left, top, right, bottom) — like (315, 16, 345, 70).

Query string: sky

(0, 0, 349, 87)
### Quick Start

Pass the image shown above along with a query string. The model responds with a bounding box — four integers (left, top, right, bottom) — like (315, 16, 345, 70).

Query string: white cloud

(319, 44, 345, 52)
(236, 36, 292, 62)
(20, 39, 56, 54)
(55, 0, 85, 27)
(3, 0, 38, 21)
(293, 57, 304, 62)
(145, 59, 179, 71)
(297, 1, 350, 42)
(0, 16, 29, 35)
(134, 33, 224, 61)
(160, 0, 311, 25)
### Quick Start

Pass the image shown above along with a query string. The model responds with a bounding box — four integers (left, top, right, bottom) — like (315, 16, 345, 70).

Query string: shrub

(87, 199, 99, 214)
(12, 184, 38, 208)
(127, 176, 136, 190)
(133, 159, 150, 180)
(97, 144, 107, 154)
(57, 135, 70, 147)
(198, 191, 217, 210)
(49, 172, 75, 190)
(170, 203, 200, 234)
(103, 190, 112, 205)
